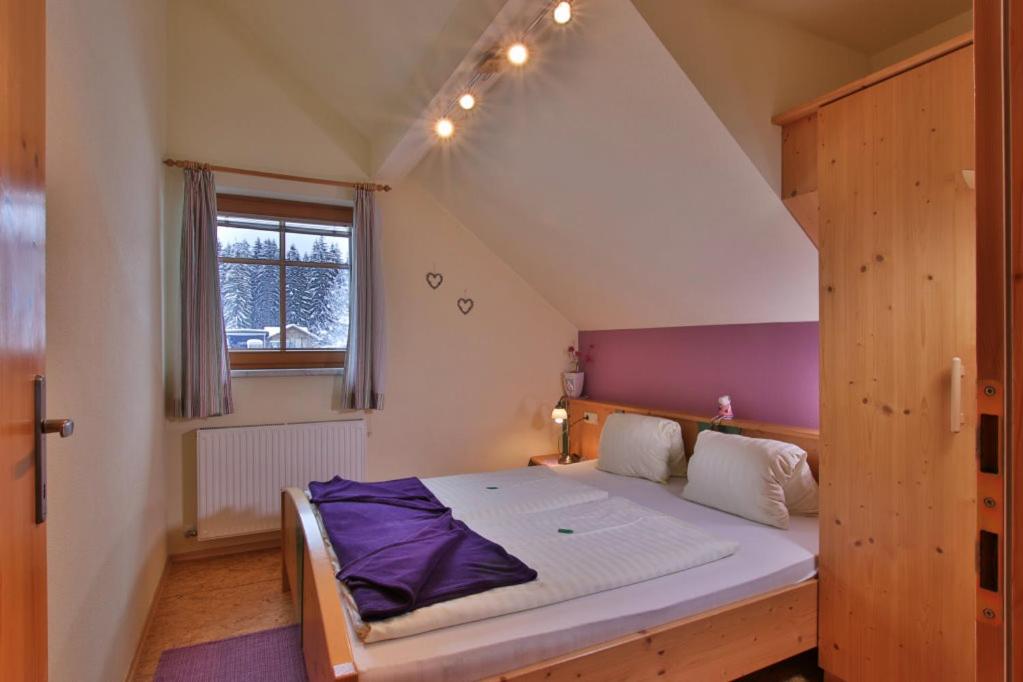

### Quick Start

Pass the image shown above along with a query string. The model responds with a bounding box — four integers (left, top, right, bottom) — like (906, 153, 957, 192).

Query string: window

(216, 194, 351, 370)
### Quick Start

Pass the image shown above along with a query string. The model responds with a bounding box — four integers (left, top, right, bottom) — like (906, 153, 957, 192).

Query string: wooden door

(973, 2, 1008, 678)
(1009, 0, 1023, 676)
(818, 46, 977, 681)
(0, 0, 47, 679)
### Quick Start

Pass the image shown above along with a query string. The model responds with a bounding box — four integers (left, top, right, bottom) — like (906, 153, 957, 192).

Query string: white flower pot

(562, 372, 585, 398)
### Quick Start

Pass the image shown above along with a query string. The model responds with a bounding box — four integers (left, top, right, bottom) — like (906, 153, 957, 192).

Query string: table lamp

(551, 401, 582, 464)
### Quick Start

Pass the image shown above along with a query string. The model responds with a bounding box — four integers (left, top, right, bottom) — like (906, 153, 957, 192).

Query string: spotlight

(458, 93, 476, 111)
(435, 118, 454, 139)
(507, 42, 529, 66)
(553, 1, 572, 24)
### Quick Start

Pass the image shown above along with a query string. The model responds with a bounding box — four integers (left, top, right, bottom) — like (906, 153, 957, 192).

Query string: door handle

(951, 357, 965, 433)
(34, 376, 73, 524)
(42, 418, 74, 438)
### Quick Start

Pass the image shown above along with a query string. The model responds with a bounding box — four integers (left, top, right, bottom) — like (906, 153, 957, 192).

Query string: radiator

(196, 420, 366, 541)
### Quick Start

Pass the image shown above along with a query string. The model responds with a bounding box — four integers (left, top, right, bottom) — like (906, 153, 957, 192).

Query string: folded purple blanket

(309, 476, 537, 622)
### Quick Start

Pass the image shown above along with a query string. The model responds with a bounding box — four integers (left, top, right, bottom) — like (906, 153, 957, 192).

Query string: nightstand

(529, 453, 582, 467)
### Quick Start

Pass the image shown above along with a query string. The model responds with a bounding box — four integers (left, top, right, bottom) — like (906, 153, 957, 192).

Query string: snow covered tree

(219, 241, 255, 328)
(218, 233, 351, 349)
(305, 237, 331, 333)
(284, 244, 312, 332)
(299, 237, 350, 347)
(325, 240, 350, 346)
(250, 238, 280, 328)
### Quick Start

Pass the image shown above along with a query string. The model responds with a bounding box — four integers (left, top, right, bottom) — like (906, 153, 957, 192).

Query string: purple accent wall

(577, 322, 819, 428)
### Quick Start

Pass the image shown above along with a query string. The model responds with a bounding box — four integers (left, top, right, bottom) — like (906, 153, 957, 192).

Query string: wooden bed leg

(281, 489, 301, 612)
(282, 488, 358, 681)
(281, 495, 291, 594)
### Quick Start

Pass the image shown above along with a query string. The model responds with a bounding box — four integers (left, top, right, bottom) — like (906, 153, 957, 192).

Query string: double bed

(282, 400, 820, 681)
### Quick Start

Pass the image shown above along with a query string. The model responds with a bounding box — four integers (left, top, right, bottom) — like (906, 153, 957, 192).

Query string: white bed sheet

(348, 461, 819, 682)
(355, 496, 737, 642)
(424, 465, 609, 521)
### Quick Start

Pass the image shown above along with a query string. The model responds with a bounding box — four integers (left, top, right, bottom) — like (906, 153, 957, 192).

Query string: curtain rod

(162, 158, 392, 192)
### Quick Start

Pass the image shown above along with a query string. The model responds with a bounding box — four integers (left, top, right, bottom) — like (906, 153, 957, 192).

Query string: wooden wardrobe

(777, 36, 978, 681)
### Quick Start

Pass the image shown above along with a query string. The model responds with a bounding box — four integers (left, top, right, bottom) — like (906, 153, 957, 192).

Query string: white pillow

(682, 430, 814, 528)
(783, 458, 819, 515)
(597, 413, 685, 483)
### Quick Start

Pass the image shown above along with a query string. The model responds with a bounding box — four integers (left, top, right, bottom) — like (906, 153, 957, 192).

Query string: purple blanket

(309, 476, 537, 622)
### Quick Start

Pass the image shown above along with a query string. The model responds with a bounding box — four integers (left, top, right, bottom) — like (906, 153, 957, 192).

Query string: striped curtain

(341, 188, 386, 410)
(179, 167, 234, 418)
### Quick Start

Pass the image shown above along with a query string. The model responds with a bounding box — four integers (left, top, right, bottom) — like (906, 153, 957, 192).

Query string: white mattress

(348, 461, 819, 682)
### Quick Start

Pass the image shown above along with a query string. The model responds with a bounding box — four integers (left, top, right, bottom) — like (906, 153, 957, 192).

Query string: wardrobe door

(818, 46, 976, 682)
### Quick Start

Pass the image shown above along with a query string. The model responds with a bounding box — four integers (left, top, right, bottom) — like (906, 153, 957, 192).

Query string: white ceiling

(413, 0, 819, 330)
(208, 0, 506, 149)
(728, 0, 971, 54)
(190, 0, 825, 330)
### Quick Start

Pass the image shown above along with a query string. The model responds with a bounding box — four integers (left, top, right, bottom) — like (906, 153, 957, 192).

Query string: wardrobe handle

(951, 357, 965, 433)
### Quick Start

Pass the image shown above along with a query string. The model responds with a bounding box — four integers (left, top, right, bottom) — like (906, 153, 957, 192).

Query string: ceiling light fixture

(432, 1, 582, 145)
(553, 1, 572, 24)
(507, 42, 529, 66)
(435, 118, 455, 139)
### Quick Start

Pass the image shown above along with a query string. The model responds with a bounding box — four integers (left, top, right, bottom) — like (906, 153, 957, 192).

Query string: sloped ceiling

(729, 0, 971, 54)
(413, 0, 819, 331)
(206, 0, 507, 171)
(631, 0, 872, 194)
(174, 0, 977, 332)
(168, 0, 369, 180)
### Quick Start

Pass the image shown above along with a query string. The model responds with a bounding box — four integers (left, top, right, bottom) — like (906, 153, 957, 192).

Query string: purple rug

(154, 625, 307, 682)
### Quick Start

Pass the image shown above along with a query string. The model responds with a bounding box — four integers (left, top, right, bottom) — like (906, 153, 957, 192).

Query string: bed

(282, 400, 820, 681)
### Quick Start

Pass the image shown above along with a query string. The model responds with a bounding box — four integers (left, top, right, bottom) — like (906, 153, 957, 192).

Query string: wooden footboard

(488, 579, 818, 682)
(282, 485, 817, 682)
(281, 488, 358, 681)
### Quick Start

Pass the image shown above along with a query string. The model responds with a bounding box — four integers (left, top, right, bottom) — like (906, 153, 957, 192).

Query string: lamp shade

(551, 407, 569, 424)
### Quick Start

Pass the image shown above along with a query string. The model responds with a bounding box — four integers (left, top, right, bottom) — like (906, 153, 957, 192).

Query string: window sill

(231, 368, 343, 379)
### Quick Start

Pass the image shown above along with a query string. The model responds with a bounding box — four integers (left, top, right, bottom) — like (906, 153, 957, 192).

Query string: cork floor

(132, 548, 295, 681)
(132, 547, 821, 681)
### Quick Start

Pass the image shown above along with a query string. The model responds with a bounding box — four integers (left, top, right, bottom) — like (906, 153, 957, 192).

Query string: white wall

(869, 11, 973, 70)
(632, 0, 871, 194)
(163, 1, 576, 555)
(167, 0, 370, 180)
(631, 3, 973, 194)
(45, 0, 167, 680)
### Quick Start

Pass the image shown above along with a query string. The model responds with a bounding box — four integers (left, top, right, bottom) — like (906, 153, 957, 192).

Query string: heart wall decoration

(425, 272, 444, 290)
(457, 297, 475, 315)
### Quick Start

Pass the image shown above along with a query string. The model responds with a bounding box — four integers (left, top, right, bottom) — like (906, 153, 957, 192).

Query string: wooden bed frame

(565, 398, 820, 477)
(281, 399, 820, 681)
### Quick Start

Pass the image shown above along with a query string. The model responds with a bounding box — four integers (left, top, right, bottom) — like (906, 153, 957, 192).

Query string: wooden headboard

(567, 398, 820, 479)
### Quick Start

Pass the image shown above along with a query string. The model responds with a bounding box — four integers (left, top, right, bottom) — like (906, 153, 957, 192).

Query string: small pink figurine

(712, 395, 734, 423)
